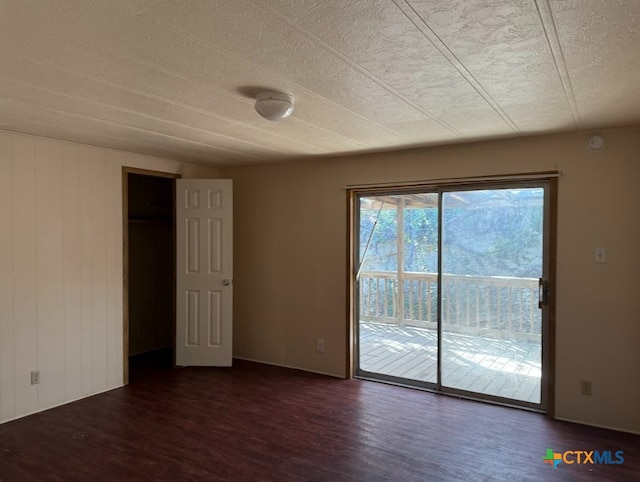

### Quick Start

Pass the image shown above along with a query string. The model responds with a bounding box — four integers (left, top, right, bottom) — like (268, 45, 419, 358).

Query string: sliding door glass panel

(440, 188, 544, 403)
(357, 194, 439, 383)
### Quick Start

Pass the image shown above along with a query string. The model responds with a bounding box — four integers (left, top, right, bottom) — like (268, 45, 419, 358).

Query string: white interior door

(176, 179, 232, 366)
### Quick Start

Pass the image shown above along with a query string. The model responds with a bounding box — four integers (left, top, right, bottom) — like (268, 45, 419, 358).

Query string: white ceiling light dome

(255, 92, 294, 121)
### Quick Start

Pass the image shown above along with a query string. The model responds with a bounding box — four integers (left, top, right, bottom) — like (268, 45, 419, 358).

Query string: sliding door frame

(347, 175, 557, 415)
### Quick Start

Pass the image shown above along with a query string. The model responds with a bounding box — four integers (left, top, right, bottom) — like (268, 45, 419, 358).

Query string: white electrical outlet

(580, 380, 592, 396)
(595, 247, 606, 263)
(30, 370, 40, 385)
(316, 339, 325, 353)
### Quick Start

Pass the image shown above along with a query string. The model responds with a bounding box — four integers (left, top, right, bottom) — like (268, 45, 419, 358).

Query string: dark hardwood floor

(1, 359, 637, 481)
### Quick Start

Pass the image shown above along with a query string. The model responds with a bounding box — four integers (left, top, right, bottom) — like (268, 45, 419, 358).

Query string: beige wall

(223, 127, 640, 433)
(0, 131, 219, 423)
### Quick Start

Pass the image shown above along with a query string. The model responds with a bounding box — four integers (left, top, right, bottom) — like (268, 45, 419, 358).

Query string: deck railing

(359, 271, 541, 341)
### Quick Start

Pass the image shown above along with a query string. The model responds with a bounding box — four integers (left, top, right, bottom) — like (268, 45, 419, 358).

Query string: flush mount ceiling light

(255, 92, 294, 121)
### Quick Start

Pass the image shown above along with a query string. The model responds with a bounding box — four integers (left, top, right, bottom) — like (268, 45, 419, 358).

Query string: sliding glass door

(355, 182, 550, 409)
(357, 193, 439, 385)
(440, 187, 544, 404)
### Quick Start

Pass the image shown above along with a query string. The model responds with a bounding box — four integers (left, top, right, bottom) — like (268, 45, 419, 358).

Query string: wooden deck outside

(359, 321, 541, 404)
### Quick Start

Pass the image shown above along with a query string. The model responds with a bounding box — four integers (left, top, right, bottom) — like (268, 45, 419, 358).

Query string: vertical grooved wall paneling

(35, 139, 65, 409)
(78, 146, 94, 397)
(105, 152, 124, 389)
(90, 150, 108, 394)
(0, 133, 15, 421)
(62, 147, 82, 402)
(12, 135, 39, 418)
(0, 132, 220, 423)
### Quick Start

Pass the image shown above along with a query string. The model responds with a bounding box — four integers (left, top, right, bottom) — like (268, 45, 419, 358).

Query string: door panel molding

(175, 179, 233, 367)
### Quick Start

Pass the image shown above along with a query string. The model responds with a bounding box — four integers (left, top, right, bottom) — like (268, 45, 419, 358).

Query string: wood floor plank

(0, 358, 637, 481)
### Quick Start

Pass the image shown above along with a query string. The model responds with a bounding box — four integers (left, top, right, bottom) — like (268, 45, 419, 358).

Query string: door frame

(347, 175, 557, 416)
(122, 167, 180, 385)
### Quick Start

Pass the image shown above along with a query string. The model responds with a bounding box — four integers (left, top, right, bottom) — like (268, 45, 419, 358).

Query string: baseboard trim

(0, 385, 125, 425)
(233, 356, 343, 379)
(554, 416, 640, 435)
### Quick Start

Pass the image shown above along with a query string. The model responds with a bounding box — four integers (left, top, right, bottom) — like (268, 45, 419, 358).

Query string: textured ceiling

(0, 0, 639, 166)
